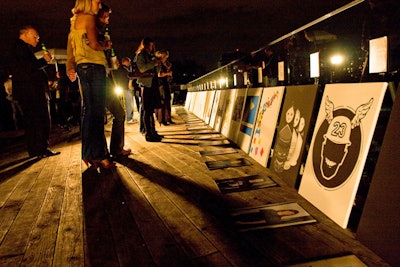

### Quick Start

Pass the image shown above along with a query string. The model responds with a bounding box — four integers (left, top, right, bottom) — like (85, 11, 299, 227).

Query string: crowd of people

(1, 0, 175, 169)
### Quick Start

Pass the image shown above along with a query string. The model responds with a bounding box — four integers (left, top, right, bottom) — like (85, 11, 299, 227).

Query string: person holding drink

(66, 0, 115, 169)
(10, 25, 60, 158)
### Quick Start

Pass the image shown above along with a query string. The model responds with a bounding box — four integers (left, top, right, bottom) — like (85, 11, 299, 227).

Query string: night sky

(1, 0, 353, 71)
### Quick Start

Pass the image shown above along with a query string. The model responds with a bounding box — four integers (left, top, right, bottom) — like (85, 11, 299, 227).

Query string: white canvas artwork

(193, 91, 207, 119)
(209, 90, 221, 129)
(184, 91, 193, 111)
(212, 89, 230, 132)
(299, 82, 387, 228)
(249, 86, 285, 166)
(203, 90, 216, 124)
(188, 91, 196, 113)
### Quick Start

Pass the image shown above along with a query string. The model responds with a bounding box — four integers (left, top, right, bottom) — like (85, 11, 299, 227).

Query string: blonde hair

(135, 40, 145, 56)
(72, 0, 96, 15)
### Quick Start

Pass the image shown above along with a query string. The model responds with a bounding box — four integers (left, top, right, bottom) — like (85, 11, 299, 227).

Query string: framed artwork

(236, 88, 263, 153)
(231, 202, 316, 232)
(188, 91, 197, 114)
(211, 89, 230, 132)
(185, 91, 193, 111)
(227, 88, 247, 143)
(209, 90, 221, 129)
(249, 86, 285, 166)
(220, 88, 239, 139)
(215, 174, 277, 193)
(193, 91, 207, 119)
(205, 158, 252, 170)
(299, 82, 387, 228)
(270, 84, 319, 188)
(203, 90, 216, 124)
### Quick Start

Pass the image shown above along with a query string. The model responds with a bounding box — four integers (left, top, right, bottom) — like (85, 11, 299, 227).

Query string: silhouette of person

(10, 25, 60, 158)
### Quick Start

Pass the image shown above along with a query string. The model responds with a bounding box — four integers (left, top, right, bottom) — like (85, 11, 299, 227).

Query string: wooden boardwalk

(0, 107, 389, 266)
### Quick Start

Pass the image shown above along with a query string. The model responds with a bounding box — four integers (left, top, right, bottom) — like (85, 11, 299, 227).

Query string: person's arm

(136, 53, 157, 74)
(84, 14, 110, 51)
(66, 33, 77, 82)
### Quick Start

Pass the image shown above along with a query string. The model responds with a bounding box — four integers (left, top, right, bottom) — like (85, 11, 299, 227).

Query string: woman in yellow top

(67, 0, 115, 169)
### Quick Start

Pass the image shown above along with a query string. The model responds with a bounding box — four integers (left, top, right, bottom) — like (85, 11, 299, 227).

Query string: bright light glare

(219, 78, 226, 88)
(330, 55, 344, 65)
(114, 86, 123, 95)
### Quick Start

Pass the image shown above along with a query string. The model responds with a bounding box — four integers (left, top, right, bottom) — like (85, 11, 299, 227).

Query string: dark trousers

(141, 86, 159, 137)
(20, 99, 50, 157)
(107, 89, 125, 155)
(78, 63, 107, 161)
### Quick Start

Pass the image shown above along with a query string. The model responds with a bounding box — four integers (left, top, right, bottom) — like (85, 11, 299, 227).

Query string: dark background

(1, 0, 353, 72)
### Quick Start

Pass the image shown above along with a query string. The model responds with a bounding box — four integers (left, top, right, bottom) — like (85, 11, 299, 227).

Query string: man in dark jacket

(10, 25, 60, 158)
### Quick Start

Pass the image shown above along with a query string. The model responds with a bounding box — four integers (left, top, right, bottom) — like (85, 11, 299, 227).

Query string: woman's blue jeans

(77, 63, 107, 161)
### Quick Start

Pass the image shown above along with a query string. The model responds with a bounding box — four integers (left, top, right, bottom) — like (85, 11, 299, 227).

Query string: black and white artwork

(231, 202, 316, 231)
(299, 83, 387, 228)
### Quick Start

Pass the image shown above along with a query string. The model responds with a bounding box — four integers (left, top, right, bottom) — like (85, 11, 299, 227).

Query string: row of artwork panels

(186, 82, 387, 229)
(187, 84, 319, 185)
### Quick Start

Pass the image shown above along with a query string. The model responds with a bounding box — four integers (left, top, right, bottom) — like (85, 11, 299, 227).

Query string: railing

(187, 0, 399, 91)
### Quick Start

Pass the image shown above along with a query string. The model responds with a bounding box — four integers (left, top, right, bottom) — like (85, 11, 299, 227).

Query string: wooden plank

(125, 137, 219, 259)
(0, 158, 42, 243)
(53, 141, 85, 266)
(97, 167, 155, 267)
(117, 163, 190, 266)
(0, 156, 38, 205)
(21, 145, 71, 266)
(0, 156, 55, 265)
(141, 142, 275, 267)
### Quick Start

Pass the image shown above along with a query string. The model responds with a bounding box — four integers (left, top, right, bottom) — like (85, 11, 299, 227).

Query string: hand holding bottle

(41, 43, 53, 63)
(103, 26, 112, 50)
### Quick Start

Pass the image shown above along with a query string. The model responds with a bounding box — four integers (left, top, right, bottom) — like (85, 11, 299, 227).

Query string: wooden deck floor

(0, 106, 389, 267)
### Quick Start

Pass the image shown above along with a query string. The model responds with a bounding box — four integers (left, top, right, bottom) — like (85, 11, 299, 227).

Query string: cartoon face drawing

(320, 115, 352, 180)
(312, 96, 373, 189)
(298, 117, 305, 133)
(293, 109, 300, 128)
(286, 106, 294, 124)
(273, 124, 292, 172)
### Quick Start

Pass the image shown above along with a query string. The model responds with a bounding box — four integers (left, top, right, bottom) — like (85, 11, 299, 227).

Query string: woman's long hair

(72, 0, 96, 15)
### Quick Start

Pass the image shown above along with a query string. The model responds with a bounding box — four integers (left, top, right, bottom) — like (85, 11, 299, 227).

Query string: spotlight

(114, 86, 123, 96)
(330, 55, 344, 65)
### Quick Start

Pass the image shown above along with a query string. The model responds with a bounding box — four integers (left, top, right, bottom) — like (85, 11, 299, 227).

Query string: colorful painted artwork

(236, 88, 263, 153)
(249, 86, 285, 166)
(299, 82, 387, 228)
